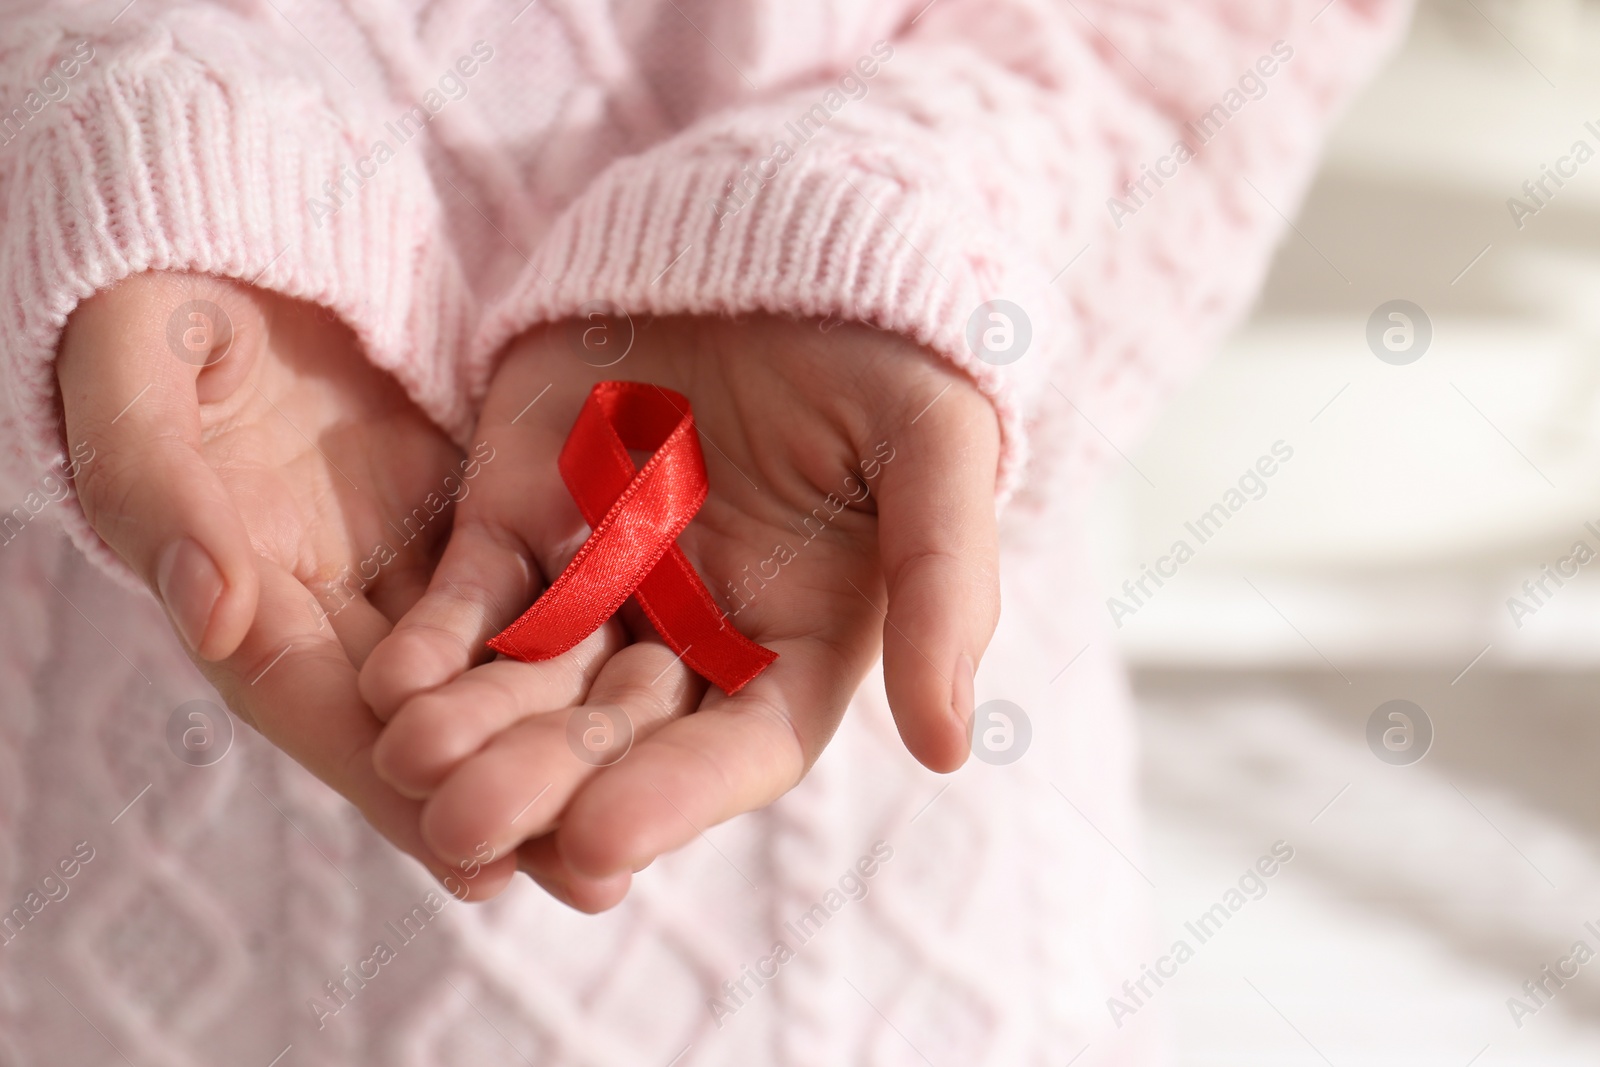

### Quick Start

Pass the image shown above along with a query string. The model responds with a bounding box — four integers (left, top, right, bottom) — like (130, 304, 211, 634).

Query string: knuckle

(891, 545, 961, 589)
(894, 547, 1000, 626)
(71, 431, 202, 569)
(728, 693, 813, 774)
(397, 686, 457, 730)
(475, 671, 536, 726)
(938, 388, 1001, 444)
(73, 444, 152, 541)
(396, 616, 476, 668)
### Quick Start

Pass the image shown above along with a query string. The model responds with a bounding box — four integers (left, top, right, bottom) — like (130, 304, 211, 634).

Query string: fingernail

(157, 539, 223, 653)
(951, 652, 975, 732)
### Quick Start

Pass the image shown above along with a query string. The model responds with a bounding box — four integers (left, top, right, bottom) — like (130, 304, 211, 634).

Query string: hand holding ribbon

(489, 381, 775, 693)
(359, 315, 1001, 912)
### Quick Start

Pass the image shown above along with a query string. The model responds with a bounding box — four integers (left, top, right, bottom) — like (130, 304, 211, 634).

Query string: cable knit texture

(0, 1, 1408, 1064)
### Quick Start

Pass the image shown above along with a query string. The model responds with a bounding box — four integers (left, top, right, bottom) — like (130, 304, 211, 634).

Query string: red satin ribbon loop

(487, 381, 776, 694)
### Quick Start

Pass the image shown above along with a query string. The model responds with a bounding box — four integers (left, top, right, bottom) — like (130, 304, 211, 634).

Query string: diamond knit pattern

(0, 1, 1408, 1063)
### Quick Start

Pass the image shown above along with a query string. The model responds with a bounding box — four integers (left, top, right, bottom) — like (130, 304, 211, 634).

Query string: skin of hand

(359, 313, 1002, 911)
(55, 270, 523, 899)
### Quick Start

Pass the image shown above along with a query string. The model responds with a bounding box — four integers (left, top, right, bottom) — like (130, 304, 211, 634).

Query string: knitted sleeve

(0, 3, 475, 571)
(472, 0, 1412, 500)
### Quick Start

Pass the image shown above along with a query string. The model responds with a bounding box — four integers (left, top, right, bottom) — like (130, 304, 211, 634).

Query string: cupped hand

(360, 313, 1001, 910)
(57, 271, 518, 897)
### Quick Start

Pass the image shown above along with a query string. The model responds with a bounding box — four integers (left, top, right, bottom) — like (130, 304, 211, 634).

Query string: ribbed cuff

(473, 143, 1076, 503)
(0, 47, 475, 584)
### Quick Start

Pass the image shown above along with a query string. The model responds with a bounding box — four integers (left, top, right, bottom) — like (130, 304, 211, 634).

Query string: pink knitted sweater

(0, 2, 1406, 1064)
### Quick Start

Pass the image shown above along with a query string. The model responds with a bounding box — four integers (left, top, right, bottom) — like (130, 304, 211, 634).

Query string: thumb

(873, 381, 1002, 773)
(57, 273, 260, 660)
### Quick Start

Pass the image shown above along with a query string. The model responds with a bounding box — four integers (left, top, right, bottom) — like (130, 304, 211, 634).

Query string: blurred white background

(1093, 0, 1600, 1062)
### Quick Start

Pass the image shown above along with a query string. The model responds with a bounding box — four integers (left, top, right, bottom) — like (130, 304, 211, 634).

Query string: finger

(57, 273, 262, 660)
(363, 549, 436, 624)
(418, 640, 703, 865)
(556, 635, 865, 880)
(359, 351, 593, 718)
(371, 622, 624, 798)
(205, 556, 518, 899)
(314, 590, 393, 669)
(517, 834, 632, 913)
(358, 516, 548, 720)
(872, 383, 1002, 773)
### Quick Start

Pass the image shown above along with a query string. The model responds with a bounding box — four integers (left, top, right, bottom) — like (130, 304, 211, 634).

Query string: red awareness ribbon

(487, 381, 776, 694)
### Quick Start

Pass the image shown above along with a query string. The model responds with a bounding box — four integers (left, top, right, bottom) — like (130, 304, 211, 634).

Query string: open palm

(360, 313, 1001, 909)
(58, 271, 519, 895)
